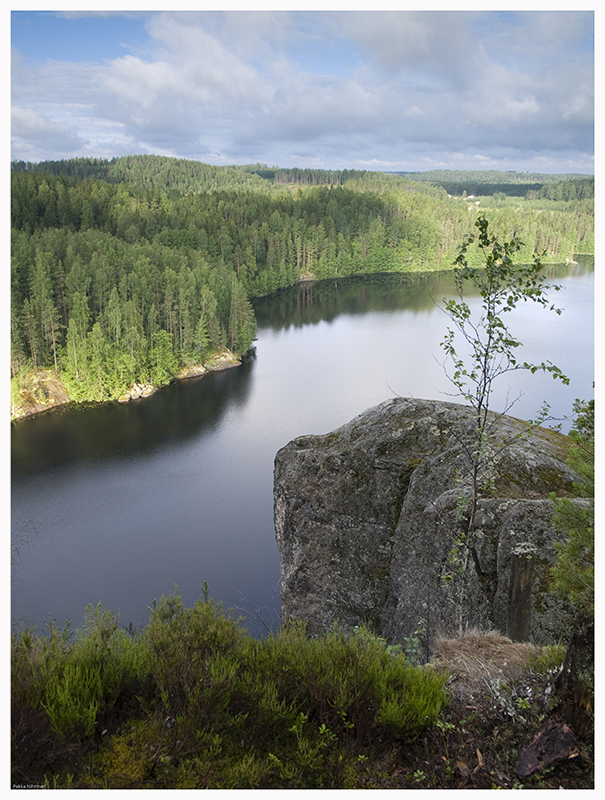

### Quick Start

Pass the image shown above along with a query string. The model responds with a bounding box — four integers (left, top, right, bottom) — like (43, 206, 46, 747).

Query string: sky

(9, 5, 595, 174)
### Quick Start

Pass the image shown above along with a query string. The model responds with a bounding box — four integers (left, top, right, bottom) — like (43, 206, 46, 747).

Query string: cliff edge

(274, 398, 580, 654)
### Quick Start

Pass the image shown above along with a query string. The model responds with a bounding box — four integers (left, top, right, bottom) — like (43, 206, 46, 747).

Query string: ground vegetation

(11, 591, 592, 789)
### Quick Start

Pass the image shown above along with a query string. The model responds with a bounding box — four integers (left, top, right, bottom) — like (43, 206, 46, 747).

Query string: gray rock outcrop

(274, 398, 580, 654)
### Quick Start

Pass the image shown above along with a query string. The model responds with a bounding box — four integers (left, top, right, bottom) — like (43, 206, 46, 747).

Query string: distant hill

(11, 156, 445, 197)
(10, 153, 594, 414)
(10, 155, 271, 194)
(392, 169, 592, 184)
(13, 158, 593, 201)
(389, 170, 594, 201)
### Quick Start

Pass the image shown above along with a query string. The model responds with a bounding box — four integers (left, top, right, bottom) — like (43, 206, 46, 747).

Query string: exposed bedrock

(273, 398, 580, 653)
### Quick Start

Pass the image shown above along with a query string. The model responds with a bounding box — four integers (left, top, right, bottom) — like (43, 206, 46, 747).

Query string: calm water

(11, 264, 594, 637)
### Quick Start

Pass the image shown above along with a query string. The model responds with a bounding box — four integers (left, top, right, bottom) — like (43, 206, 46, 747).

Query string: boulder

(274, 398, 580, 653)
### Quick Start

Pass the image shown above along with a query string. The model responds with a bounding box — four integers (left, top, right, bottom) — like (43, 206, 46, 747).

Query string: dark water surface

(11, 265, 594, 637)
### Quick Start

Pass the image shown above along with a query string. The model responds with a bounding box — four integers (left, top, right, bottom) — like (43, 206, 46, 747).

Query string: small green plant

(527, 644, 565, 675)
(402, 618, 427, 666)
(42, 660, 102, 738)
(352, 624, 403, 657)
(337, 708, 355, 729)
(159, 755, 175, 774)
(288, 711, 308, 737)
(318, 723, 337, 744)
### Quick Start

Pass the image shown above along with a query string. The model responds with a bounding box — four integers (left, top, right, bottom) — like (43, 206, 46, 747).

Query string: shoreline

(10, 255, 592, 422)
(115, 349, 241, 404)
(10, 349, 241, 422)
(248, 252, 593, 300)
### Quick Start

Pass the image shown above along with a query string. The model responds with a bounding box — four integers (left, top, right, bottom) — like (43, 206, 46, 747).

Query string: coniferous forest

(10, 156, 594, 415)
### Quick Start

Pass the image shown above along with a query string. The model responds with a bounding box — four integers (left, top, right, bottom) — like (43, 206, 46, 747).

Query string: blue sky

(10, 6, 595, 173)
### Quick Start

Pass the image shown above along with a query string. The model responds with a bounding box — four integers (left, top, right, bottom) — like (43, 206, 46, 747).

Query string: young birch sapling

(440, 216, 569, 620)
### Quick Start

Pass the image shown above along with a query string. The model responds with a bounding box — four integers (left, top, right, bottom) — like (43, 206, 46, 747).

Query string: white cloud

(10, 10, 594, 171)
(336, 10, 479, 87)
(11, 106, 86, 160)
(144, 14, 270, 106)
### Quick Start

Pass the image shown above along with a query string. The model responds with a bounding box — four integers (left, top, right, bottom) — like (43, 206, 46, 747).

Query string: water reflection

(12, 359, 255, 476)
(13, 262, 592, 478)
(253, 271, 456, 329)
(253, 259, 592, 331)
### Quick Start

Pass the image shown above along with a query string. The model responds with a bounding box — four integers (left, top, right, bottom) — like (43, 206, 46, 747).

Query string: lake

(11, 263, 594, 638)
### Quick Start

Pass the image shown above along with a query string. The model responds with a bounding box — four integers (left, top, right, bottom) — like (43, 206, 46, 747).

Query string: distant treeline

(392, 169, 594, 202)
(10, 156, 594, 407)
(13, 157, 594, 201)
(237, 163, 373, 186)
(11, 156, 448, 198)
(394, 168, 592, 184)
(11, 155, 270, 195)
(436, 179, 593, 201)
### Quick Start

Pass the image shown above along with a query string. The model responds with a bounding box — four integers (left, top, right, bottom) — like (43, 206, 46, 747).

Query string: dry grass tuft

(430, 629, 546, 704)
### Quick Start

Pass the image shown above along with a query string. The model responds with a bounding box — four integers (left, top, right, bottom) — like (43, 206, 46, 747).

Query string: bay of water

(11, 264, 594, 637)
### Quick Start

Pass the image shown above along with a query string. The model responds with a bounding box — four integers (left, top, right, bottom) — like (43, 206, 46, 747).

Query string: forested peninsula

(10, 156, 594, 418)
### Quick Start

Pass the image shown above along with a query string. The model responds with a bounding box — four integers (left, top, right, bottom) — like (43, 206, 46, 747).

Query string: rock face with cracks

(273, 398, 580, 653)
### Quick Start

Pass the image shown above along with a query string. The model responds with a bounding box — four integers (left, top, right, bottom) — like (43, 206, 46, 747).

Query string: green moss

(527, 644, 565, 675)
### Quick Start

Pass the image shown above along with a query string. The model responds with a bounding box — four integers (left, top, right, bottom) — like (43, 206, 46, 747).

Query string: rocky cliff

(274, 398, 580, 654)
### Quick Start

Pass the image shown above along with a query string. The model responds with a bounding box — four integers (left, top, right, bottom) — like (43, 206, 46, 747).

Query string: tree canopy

(11, 156, 594, 408)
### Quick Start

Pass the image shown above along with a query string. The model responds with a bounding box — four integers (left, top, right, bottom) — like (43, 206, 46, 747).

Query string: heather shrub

(12, 589, 448, 788)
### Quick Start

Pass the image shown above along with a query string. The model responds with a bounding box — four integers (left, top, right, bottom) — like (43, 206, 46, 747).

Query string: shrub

(550, 399, 594, 620)
(12, 591, 449, 788)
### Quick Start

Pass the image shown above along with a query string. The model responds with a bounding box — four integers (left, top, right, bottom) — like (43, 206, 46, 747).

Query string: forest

(10, 156, 594, 413)
(393, 168, 595, 200)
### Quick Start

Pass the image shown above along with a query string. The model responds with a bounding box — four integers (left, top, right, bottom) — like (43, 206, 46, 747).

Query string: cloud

(336, 10, 477, 84)
(11, 106, 86, 159)
(494, 11, 594, 64)
(143, 14, 271, 106)
(10, 10, 594, 171)
(252, 78, 384, 143)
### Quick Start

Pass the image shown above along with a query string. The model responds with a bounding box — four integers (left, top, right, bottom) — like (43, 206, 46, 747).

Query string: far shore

(10, 349, 241, 422)
(10, 255, 592, 423)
